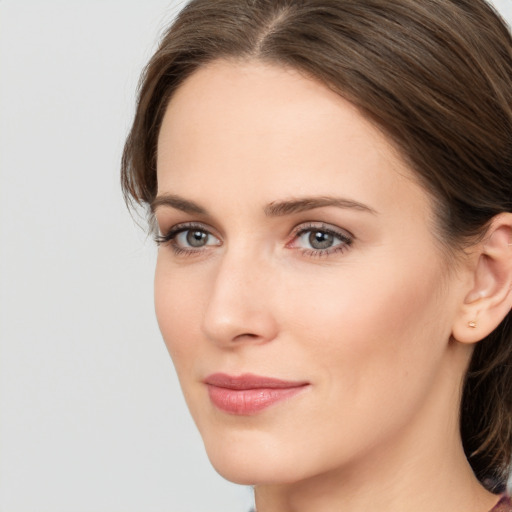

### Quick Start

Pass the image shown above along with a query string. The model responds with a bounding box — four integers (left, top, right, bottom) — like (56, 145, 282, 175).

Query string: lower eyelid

(298, 245, 350, 258)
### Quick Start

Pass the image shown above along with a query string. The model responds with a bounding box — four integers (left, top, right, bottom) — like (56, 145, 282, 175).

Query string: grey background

(0, 1, 510, 511)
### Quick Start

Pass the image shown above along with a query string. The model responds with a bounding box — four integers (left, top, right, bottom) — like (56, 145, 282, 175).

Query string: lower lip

(207, 385, 307, 415)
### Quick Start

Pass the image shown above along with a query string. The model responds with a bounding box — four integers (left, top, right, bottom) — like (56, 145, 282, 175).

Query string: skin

(153, 60, 501, 512)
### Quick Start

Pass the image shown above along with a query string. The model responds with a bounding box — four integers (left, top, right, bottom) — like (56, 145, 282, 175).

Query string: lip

(204, 373, 309, 415)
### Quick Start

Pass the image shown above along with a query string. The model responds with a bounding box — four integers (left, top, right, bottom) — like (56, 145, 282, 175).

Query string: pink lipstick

(204, 373, 309, 415)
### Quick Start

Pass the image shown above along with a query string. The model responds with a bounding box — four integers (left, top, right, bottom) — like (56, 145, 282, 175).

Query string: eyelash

(155, 222, 354, 258)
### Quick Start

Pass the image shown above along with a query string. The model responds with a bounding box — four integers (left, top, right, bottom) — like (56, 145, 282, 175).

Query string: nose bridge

(201, 243, 278, 346)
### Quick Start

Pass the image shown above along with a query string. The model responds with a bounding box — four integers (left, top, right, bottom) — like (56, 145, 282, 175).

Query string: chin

(208, 458, 265, 486)
(200, 426, 319, 486)
(207, 452, 298, 486)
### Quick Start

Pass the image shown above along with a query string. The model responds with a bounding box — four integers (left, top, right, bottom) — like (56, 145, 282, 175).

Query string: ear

(452, 213, 512, 344)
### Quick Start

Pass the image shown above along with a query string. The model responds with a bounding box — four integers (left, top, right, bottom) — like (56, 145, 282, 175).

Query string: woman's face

(154, 60, 470, 485)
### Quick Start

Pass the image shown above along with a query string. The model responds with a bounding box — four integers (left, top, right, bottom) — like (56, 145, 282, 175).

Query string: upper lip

(204, 373, 309, 390)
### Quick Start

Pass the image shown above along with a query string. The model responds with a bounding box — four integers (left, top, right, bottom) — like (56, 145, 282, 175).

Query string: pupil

(187, 230, 207, 247)
(309, 231, 333, 250)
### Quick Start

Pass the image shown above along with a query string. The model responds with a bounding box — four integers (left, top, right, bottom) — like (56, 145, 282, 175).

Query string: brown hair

(121, 0, 512, 490)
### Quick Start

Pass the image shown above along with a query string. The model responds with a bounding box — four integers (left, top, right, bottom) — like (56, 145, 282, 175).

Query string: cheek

(154, 257, 205, 368)
(277, 251, 451, 392)
(260, 253, 455, 473)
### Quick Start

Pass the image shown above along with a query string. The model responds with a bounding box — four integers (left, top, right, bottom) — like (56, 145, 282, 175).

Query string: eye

(175, 229, 211, 248)
(288, 223, 353, 256)
(301, 230, 337, 250)
(155, 223, 221, 254)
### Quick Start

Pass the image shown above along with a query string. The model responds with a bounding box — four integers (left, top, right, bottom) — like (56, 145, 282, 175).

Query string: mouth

(204, 373, 310, 415)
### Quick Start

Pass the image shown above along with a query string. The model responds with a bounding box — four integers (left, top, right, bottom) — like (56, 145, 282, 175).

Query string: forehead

(156, 59, 430, 222)
(158, 59, 387, 161)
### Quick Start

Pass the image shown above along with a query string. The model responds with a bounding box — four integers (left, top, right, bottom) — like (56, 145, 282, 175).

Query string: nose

(201, 249, 279, 347)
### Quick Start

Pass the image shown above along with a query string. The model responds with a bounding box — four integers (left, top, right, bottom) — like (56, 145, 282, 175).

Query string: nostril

(233, 332, 261, 341)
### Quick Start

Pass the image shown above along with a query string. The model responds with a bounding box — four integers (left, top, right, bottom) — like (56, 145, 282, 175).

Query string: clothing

(490, 495, 512, 512)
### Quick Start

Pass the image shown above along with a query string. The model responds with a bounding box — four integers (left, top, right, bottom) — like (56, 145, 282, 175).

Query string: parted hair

(121, 0, 512, 491)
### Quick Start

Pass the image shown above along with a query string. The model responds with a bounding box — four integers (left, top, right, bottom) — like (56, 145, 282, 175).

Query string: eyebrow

(151, 194, 377, 216)
(264, 196, 377, 217)
(151, 194, 207, 215)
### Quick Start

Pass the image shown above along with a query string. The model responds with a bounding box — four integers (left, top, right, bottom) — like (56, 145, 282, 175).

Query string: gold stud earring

(468, 320, 477, 329)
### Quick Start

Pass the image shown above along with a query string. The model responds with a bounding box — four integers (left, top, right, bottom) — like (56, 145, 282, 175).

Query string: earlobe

(452, 213, 512, 344)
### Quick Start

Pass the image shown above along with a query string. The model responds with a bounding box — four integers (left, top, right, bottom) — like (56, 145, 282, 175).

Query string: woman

(121, 1, 512, 511)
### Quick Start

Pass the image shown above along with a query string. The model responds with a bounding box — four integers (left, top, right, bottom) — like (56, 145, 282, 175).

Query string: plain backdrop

(0, 1, 511, 511)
